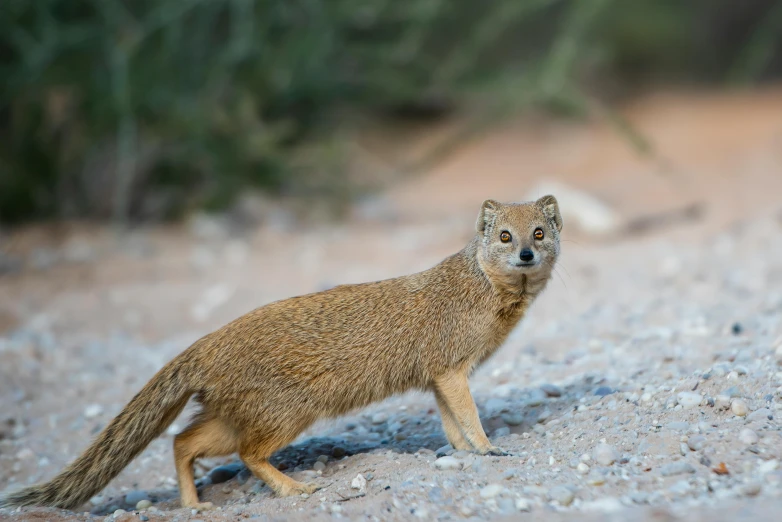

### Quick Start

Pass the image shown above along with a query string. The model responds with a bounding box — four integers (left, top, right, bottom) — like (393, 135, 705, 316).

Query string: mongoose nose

(519, 249, 535, 262)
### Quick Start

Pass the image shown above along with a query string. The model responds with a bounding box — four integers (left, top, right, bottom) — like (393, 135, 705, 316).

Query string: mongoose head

(475, 195, 562, 289)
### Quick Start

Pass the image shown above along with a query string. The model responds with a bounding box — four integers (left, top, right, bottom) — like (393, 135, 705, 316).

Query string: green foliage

(0, 0, 780, 223)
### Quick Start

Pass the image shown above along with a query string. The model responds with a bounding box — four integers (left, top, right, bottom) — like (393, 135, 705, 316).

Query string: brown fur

(0, 196, 562, 510)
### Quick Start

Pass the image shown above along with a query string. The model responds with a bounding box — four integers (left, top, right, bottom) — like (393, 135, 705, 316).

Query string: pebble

(715, 395, 732, 410)
(747, 408, 772, 422)
(351, 473, 367, 492)
(313, 461, 326, 471)
(479, 483, 504, 499)
(687, 435, 706, 451)
(676, 392, 702, 409)
(548, 485, 575, 506)
(112, 509, 127, 518)
(593, 443, 619, 466)
(577, 462, 590, 474)
(139, 516, 149, 522)
(371, 412, 388, 424)
(123, 490, 149, 506)
(540, 383, 563, 397)
(209, 463, 244, 484)
(135, 500, 152, 510)
(492, 427, 511, 438)
(501, 412, 524, 426)
(331, 446, 346, 458)
(722, 386, 742, 398)
(739, 428, 759, 445)
(515, 498, 532, 511)
(660, 461, 696, 477)
(434, 456, 462, 470)
(739, 482, 762, 497)
(594, 386, 615, 397)
(731, 399, 749, 416)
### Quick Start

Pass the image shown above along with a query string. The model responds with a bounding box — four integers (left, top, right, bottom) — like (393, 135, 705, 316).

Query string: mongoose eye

(500, 231, 512, 243)
(534, 228, 544, 240)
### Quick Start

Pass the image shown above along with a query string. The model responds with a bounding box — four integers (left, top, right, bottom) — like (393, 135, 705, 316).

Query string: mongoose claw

(484, 446, 511, 457)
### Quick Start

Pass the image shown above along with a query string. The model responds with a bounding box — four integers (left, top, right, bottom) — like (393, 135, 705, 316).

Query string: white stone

(731, 399, 749, 417)
(351, 473, 367, 492)
(593, 443, 619, 466)
(479, 484, 504, 499)
(676, 391, 703, 409)
(433, 456, 462, 471)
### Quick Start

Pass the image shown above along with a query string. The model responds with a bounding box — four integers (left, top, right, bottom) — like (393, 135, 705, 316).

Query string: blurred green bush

(1, 0, 780, 224)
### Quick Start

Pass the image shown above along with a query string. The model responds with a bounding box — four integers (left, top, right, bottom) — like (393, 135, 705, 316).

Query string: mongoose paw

(482, 446, 511, 457)
(280, 481, 321, 497)
(186, 501, 215, 511)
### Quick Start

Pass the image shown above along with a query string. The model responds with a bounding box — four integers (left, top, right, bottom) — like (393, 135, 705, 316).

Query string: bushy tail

(0, 354, 195, 510)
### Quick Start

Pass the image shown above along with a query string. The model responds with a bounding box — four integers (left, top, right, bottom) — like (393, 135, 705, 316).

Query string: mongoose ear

(535, 195, 563, 231)
(476, 199, 500, 233)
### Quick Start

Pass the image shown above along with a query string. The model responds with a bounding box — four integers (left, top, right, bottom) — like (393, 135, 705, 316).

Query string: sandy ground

(1, 87, 782, 522)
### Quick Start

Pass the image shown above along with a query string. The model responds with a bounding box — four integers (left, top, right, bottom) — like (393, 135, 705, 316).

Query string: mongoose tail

(0, 354, 194, 510)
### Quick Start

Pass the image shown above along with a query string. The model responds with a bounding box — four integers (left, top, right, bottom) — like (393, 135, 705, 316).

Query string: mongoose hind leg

(239, 432, 320, 497)
(174, 414, 238, 509)
(435, 391, 474, 451)
(433, 370, 509, 456)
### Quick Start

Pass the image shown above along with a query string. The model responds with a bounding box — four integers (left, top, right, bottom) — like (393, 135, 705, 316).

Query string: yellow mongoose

(1, 196, 562, 510)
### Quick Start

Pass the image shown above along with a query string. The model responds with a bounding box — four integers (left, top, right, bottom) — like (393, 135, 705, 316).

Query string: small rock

(715, 395, 731, 410)
(687, 435, 706, 451)
(548, 485, 575, 506)
(540, 384, 563, 397)
(331, 446, 346, 458)
(480, 483, 504, 499)
(313, 461, 326, 472)
(747, 408, 772, 422)
(516, 498, 532, 511)
(501, 412, 524, 426)
(731, 399, 749, 417)
(123, 491, 149, 506)
(739, 428, 759, 445)
(434, 456, 462, 471)
(316, 455, 329, 464)
(371, 412, 388, 424)
(351, 474, 367, 492)
(577, 463, 590, 474)
(594, 386, 615, 397)
(739, 482, 762, 497)
(139, 516, 149, 522)
(660, 461, 696, 477)
(593, 443, 619, 466)
(135, 500, 152, 510)
(112, 509, 127, 519)
(209, 463, 244, 484)
(492, 427, 511, 438)
(722, 386, 742, 398)
(677, 392, 702, 409)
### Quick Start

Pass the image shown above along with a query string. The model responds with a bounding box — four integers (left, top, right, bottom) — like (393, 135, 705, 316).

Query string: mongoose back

(1, 196, 563, 510)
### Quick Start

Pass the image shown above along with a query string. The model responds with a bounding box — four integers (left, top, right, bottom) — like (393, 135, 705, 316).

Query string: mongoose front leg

(242, 453, 320, 497)
(435, 391, 475, 451)
(433, 370, 508, 456)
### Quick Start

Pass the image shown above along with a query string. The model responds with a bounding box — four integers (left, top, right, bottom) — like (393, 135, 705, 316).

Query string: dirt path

(1, 88, 782, 521)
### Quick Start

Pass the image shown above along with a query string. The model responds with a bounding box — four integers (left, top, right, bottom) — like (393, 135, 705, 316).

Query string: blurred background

(1, 0, 782, 225)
